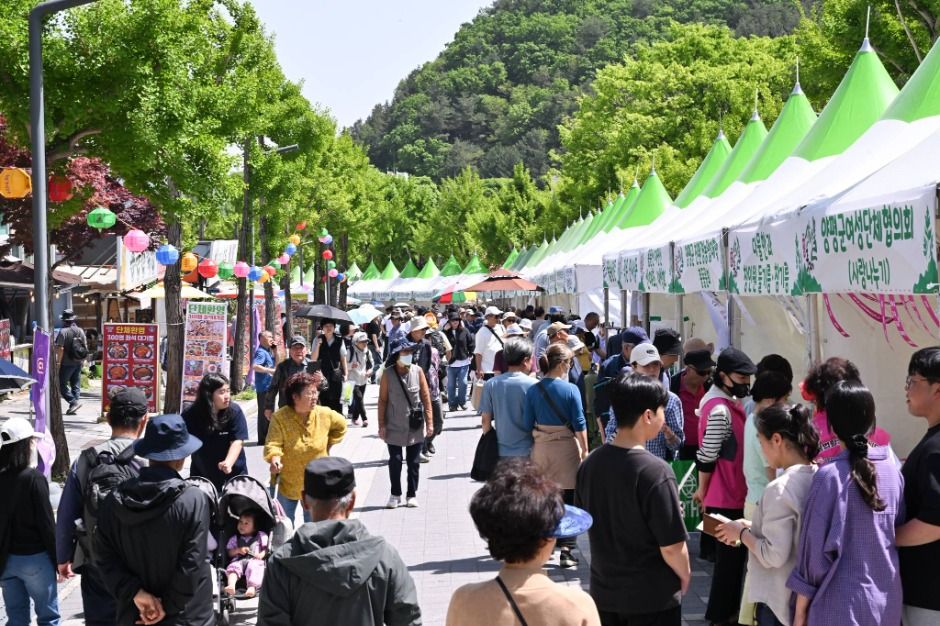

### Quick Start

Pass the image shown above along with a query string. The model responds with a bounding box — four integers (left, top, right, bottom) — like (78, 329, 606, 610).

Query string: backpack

(65, 330, 88, 360)
(77, 445, 139, 560)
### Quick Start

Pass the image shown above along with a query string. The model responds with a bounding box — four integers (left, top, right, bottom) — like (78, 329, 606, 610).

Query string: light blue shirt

(744, 411, 771, 504)
(479, 371, 538, 457)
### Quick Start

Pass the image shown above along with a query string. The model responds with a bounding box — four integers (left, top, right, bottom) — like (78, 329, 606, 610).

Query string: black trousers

(79, 562, 117, 626)
(704, 506, 747, 624)
(559, 489, 577, 550)
(599, 606, 681, 626)
(256, 389, 270, 445)
(425, 398, 443, 447)
(320, 384, 342, 412)
(350, 384, 368, 422)
(388, 443, 422, 498)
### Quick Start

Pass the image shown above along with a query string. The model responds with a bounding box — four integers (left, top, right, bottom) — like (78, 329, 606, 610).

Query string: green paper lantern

(270, 260, 281, 269)
(87, 206, 116, 230)
(218, 262, 234, 279)
(327, 260, 336, 269)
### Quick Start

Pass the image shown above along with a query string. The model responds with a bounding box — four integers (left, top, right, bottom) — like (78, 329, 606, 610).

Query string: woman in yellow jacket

(264, 371, 346, 524)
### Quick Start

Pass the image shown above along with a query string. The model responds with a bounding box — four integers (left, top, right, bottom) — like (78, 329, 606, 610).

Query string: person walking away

(378, 339, 434, 509)
(787, 380, 903, 626)
(474, 306, 505, 381)
(95, 414, 212, 626)
(492, 324, 531, 378)
(896, 348, 940, 626)
(715, 404, 818, 626)
(182, 373, 248, 492)
(55, 388, 149, 626)
(692, 347, 756, 626)
(444, 312, 474, 411)
(365, 313, 383, 382)
(523, 344, 589, 569)
(406, 316, 443, 462)
(532, 307, 566, 361)
(479, 337, 537, 458)
(266, 335, 319, 413)
(347, 331, 373, 427)
(652, 328, 682, 388)
(259, 457, 421, 625)
(671, 347, 714, 460)
(253, 330, 277, 445)
(55, 309, 87, 415)
(0, 418, 59, 626)
(576, 373, 691, 625)
(265, 371, 347, 525)
(311, 321, 348, 413)
(448, 458, 599, 626)
(595, 327, 649, 437)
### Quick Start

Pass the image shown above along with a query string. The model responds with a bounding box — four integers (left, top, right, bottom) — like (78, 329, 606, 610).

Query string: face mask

(399, 354, 413, 366)
(726, 380, 750, 398)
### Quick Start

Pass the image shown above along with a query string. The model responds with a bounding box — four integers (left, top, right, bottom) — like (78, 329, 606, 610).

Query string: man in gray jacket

(259, 457, 421, 625)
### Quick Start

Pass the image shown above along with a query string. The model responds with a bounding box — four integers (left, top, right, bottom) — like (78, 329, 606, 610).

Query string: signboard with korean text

(102, 323, 160, 414)
(116, 241, 159, 291)
(618, 251, 642, 292)
(672, 235, 725, 294)
(0, 319, 11, 361)
(641, 244, 672, 294)
(728, 219, 800, 296)
(181, 302, 228, 408)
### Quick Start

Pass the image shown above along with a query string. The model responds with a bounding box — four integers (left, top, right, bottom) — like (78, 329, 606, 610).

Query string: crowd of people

(0, 302, 939, 626)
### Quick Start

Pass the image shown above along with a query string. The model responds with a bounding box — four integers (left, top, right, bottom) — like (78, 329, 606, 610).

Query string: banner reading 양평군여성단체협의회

(730, 187, 938, 296)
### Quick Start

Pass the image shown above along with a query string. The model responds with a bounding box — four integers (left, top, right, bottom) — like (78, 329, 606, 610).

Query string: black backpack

(66, 331, 88, 360)
(77, 445, 139, 560)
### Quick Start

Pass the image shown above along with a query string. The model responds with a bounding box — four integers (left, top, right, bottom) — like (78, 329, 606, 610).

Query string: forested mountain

(350, 0, 808, 180)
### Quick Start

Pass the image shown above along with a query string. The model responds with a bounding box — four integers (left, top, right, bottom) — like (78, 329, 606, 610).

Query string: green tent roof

(346, 262, 363, 281)
(501, 248, 519, 268)
(524, 239, 551, 269)
(399, 258, 420, 278)
(564, 213, 594, 251)
(581, 198, 616, 243)
(883, 36, 940, 122)
(605, 181, 641, 233)
(794, 39, 899, 161)
(462, 254, 487, 274)
(704, 112, 768, 198)
(416, 258, 439, 278)
(739, 82, 817, 183)
(555, 216, 583, 253)
(618, 171, 673, 229)
(508, 246, 528, 270)
(379, 259, 399, 280)
(512, 246, 536, 270)
(674, 130, 733, 208)
(361, 260, 380, 280)
(439, 254, 463, 277)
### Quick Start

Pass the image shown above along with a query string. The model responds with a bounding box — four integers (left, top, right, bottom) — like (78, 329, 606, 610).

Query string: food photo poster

(181, 302, 228, 409)
(102, 323, 160, 413)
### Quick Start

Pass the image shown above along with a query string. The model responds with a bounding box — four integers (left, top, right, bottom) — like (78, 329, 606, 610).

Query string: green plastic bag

(670, 459, 702, 532)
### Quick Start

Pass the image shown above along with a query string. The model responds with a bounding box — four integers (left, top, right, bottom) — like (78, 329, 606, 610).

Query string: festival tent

(439, 255, 463, 277)
(408, 258, 442, 301)
(361, 260, 380, 280)
(346, 262, 363, 283)
(502, 247, 519, 269)
(348, 258, 401, 302)
(673, 130, 733, 209)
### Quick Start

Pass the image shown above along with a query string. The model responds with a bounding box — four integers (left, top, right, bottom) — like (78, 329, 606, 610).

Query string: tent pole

(727, 295, 740, 349)
(621, 290, 629, 328)
(603, 287, 609, 328)
(806, 294, 822, 365)
(643, 293, 652, 336)
(675, 293, 684, 366)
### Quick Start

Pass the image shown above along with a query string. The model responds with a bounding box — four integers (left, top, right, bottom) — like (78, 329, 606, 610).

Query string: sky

(248, 1, 493, 129)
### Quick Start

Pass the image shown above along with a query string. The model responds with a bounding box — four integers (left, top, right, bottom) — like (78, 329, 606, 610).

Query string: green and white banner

(672, 235, 724, 294)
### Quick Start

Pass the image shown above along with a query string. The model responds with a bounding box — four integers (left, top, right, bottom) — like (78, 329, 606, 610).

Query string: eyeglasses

(905, 375, 940, 390)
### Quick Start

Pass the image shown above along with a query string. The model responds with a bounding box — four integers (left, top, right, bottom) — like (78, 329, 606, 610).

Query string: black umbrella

(294, 304, 353, 324)
(0, 358, 36, 392)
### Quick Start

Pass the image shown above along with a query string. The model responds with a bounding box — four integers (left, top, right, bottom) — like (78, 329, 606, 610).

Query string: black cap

(447, 311, 461, 321)
(109, 386, 148, 415)
(61, 309, 77, 321)
(304, 457, 356, 500)
(684, 349, 716, 370)
(716, 347, 757, 375)
(653, 328, 682, 355)
(290, 335, 307, 348)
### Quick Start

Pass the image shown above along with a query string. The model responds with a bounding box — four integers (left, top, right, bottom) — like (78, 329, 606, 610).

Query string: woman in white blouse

(715, 404, 819, 626)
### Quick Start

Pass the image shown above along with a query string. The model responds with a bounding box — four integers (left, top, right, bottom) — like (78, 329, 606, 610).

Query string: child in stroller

(223, 511, 267, 598)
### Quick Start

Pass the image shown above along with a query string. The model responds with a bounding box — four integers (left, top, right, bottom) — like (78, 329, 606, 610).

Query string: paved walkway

(0, 383, 714, 626)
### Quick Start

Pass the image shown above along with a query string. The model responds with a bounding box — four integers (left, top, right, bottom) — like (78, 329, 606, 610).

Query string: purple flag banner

(31, 329, 54, 477)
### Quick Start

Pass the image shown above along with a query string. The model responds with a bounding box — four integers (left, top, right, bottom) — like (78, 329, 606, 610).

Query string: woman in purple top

(788, 380, 903, 626)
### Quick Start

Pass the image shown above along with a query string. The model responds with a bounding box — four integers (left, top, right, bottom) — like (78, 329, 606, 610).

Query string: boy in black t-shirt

(898, 348, 940, 625)
(576, 372, 690, 626)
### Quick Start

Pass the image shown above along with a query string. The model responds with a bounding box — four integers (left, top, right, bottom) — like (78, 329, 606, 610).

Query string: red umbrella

(462, 268, 543, 292)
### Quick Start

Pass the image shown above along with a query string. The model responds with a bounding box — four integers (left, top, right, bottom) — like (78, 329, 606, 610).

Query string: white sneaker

(386, 496, 400, 509)
(405, 497, 419, 508)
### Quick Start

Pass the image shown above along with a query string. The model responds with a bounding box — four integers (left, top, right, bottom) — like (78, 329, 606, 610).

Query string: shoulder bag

(535, 380, 575, 433)
(470, 427, 499, 482)
(495, 576, 529, 626)
(394, 369, 425, 430)
(486, 325, 504, 347)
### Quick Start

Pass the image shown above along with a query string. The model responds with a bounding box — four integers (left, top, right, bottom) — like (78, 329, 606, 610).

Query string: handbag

(470, 428, 499, 482)
(535, 381, 575, 432)
(470, 379, 486, 410)
(394, 370, 425, 430)
(495, 576, 529, 626)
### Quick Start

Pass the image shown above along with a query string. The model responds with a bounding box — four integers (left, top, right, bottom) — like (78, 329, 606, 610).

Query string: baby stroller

(190, 474, 293, 626)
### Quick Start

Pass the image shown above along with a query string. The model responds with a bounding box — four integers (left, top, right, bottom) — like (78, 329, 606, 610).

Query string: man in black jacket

(95, 414, 211, 626)
(267, 335, 320, 412)
(443, 312, 473, 412)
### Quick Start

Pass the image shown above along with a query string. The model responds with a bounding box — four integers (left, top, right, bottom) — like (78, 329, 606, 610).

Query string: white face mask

(399, 353, 413, 366)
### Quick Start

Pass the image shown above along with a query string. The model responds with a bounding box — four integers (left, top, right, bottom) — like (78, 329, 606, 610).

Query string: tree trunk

(260, 214, 276, 334)
(313, 242, 325, 305)
(231, 143, 251, 392)
(162, 221, 185, 413)
(339, 233, 349, 308)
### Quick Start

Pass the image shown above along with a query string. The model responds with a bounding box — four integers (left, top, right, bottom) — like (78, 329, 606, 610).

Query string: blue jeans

(59, 363, 81, 404)
(0, 552, 60, 626)
(275, 492, 310, 526)
(447, 364, 469, 409)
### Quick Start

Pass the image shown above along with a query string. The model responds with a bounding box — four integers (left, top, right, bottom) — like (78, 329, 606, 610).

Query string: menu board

(181, 302, 228, 407)
(0, 319, 10, 361)
(102, 323, 159, 414)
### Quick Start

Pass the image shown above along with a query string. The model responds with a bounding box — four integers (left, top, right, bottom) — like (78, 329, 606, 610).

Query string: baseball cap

(630, 343, 662, 366)
(0, 417, 43, 449)
(653, 328, 682, 356)
(501, 311, 518, 321)
(548, 306, 564, 315)
(304, 457, 356, 500)
(109, 387, 148, 416)
(133, 414, 202, 461)
(517, 318, 533, 331)
(716, 347, 757, 375)
(551, 505, 593, 539)
(290, 335, 307, 348)
(484, 306, 503, 318)
(621, 326, 650, 346)
(566, 335, 586, 352)
(684, 349, 716, 370)
(546, 321, 571, 338)
(352, 331, 369, 344)
(504, 324, 526, 337)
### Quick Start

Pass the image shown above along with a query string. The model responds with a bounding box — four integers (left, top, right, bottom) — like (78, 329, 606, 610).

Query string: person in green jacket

(258, 457, 421, 626)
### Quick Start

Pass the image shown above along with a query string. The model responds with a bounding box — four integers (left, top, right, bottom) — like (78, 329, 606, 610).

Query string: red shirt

(678, 371, 706, 447)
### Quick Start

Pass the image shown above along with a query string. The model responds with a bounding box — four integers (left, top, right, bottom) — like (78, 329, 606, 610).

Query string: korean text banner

(102, 324, 160, 413)
(182, 302, 228, 408)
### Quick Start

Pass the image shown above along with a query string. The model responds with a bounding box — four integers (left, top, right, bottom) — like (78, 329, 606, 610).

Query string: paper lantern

(155, 244, 179, 266)
(233, 261, 250, 278)
(337, 273, 346, 282)
(320, 228, 329, 237)
(277, 254, 290, 264)
(197, 258, 218, 278)
(285, 243, 297, 255)
(321, 275, 329, 283)
(264, 265, 276, 276)
(296, 221, 307, 230)
(258, 270, 270, 283)
(218, 262, 234, 279)
(328, 268, 338, 278)
(180, 252, 198, 273)
(289, 234, 301, 246)
(87, 207, 116, 230)
(322, 249, 333, 260)
(48, 175, 73, 203)
(327, 260, 336, 269)
(247, 265, 263, 282)
(322, 235, 333, 245)
(123, 229, 150, 253)
(270, 260, 281, 269)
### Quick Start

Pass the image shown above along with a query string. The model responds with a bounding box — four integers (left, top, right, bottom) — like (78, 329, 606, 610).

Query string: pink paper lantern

(277, 254, 290, 264)
(123, 229, 150, 253)
(233, 261, 250, 279)
(328, 268, 339, 278)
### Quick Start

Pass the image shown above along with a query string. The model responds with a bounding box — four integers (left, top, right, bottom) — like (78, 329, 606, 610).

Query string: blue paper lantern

(336, 273, 345, 282)
(285, 243, 297, 255)
(247, 265, 264, 282)
(155, 244, 179, 266)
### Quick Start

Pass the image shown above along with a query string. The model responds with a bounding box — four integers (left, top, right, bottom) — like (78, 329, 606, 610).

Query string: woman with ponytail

(787, 380, 903, 626)
(715, 404, 818, 626)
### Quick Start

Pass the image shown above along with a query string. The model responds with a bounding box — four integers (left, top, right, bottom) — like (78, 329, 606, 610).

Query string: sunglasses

(691, 367, 713, 377)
